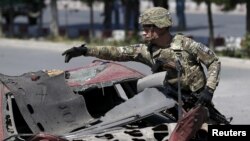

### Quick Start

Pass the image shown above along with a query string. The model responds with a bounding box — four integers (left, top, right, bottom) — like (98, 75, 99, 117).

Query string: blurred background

(0, 0, 249, 58)
(0, 0, 250, 124)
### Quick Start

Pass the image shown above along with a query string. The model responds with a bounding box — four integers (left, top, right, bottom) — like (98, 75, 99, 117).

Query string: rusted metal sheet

(28, 133, 67, 141)
(169, 105, 209, 141)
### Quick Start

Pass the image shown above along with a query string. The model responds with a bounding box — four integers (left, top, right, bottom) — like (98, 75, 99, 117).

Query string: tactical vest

(156, 35, 206, 92)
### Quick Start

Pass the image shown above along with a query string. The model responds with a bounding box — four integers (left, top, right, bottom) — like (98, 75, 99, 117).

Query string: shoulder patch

(197, 43, 212, 55)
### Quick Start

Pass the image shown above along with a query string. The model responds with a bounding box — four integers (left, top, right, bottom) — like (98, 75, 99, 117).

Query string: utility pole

(9, 0, 14, 37)
(64, 3, 69, 37)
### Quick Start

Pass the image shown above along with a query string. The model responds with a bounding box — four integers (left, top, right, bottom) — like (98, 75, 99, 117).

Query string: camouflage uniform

(85, 34, 221, 93)
(81, 7, 220, 93)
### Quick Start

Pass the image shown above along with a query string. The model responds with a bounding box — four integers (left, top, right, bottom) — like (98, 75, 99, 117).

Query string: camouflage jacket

(86, 34, 221, 93)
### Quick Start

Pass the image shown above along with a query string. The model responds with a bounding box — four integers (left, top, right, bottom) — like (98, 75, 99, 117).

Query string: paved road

(0, 38, 250, 124)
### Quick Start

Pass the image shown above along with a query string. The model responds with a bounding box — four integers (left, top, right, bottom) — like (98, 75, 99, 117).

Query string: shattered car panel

(0, 60, 214, 141)
(66, 60, 144, 91)
(1, 72, 94, 135)
(1, 60, 176, 140)
(64, 87, 176, 139)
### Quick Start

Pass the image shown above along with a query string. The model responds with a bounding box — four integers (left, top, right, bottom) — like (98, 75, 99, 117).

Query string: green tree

(193, 0, 215, 50)
(197, 0, 249, 33)
(1, 0, 44, 33)
(80, 0, 99, 39)
(194, 0, 250, 57)
(50, 0, 59, 38)
(206, 0, 214, 50)
(176, 0, 186, 31)
(123, 0, 140, 38)
(152, 0, 169, 9)
(211, 0, 249, 34)
(241, 33, 250, 57)
(1, 0, 17, 37)
(0, 5, 3, 37)
(103, 0, 113, 30)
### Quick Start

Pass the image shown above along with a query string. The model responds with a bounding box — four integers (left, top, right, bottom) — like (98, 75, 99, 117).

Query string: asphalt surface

(0, 38, 250, 124)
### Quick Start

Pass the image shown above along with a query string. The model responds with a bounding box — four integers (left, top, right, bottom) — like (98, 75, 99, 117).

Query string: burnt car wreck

(0, 60, 231, 141)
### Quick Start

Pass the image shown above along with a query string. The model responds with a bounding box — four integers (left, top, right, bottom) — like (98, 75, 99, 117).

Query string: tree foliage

(241, 33, 250, 57)
(193, 0, 246, 11)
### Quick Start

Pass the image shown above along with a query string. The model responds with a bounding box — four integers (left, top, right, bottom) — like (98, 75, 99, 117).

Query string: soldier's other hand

(62, 44, 87, 63)
(197, 87, 214, 105)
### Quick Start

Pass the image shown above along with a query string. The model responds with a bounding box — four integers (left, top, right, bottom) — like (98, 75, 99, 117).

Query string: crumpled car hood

(65, 60, 144, 91)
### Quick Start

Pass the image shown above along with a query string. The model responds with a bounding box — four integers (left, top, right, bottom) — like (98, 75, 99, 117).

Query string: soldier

(62, 7, 221, 106)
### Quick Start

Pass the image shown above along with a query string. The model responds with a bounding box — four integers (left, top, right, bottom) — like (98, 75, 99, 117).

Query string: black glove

(62, 44, 87, 63)
(197, 87, 214, 105)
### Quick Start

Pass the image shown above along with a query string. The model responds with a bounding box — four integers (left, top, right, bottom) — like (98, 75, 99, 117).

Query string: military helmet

(139, 7, 172, 28)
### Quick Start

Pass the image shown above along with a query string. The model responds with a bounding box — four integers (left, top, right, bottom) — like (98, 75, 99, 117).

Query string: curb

(0, 38, 80, 52)
(220, 56, 250, 69)
(1, 38, 250, 68)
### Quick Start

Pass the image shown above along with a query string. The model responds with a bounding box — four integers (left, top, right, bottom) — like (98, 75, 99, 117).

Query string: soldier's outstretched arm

(62, 43, 152, 66)
(85, 44, 151, 62)
(85, 45, 134, 61)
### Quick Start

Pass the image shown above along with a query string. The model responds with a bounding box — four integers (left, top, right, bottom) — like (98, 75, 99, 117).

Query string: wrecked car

(0, 60, 230, 141)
